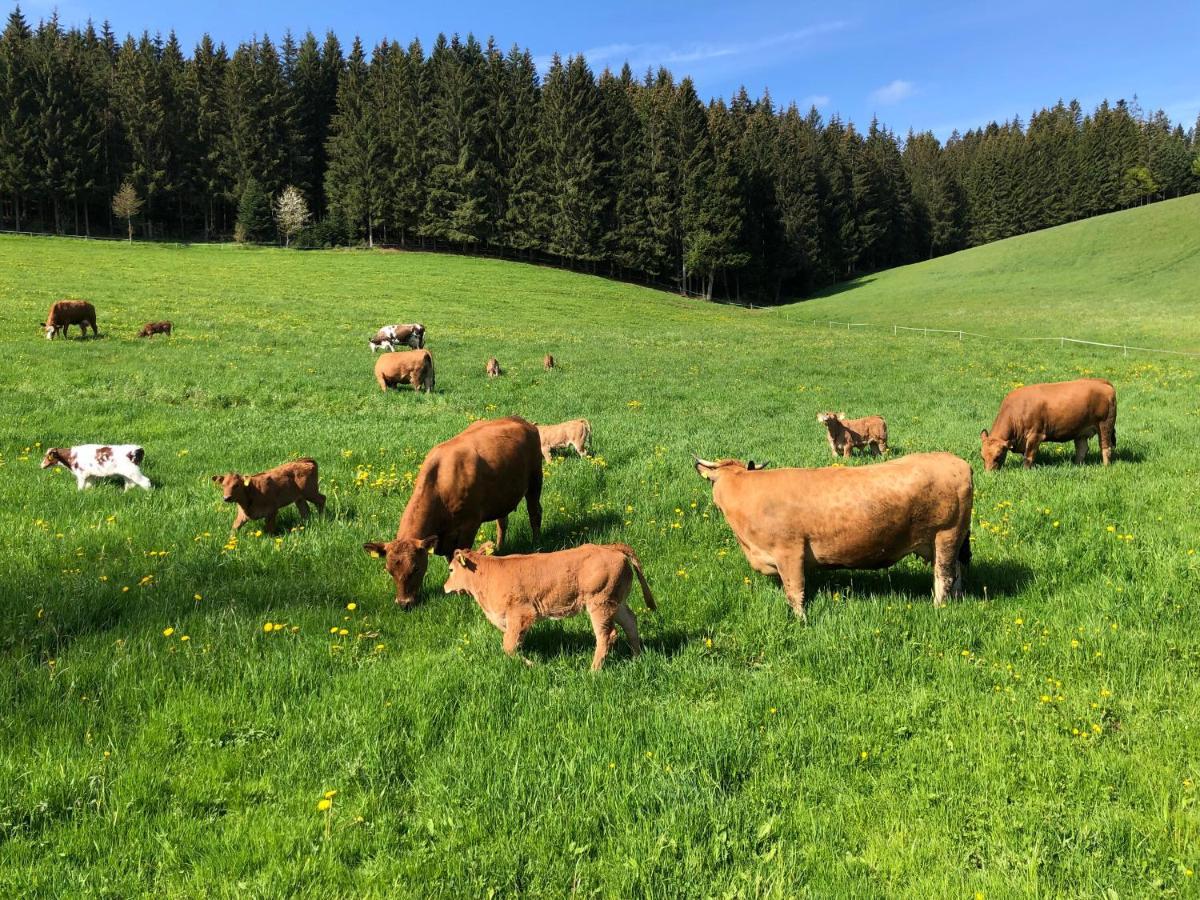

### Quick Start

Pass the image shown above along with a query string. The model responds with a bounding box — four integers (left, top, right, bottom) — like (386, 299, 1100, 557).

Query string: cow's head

(444, 541, 495, 595)
(40, 448, 68, 469)
(211, 473, 251, 505)
(363, 536, 437, 606)
(979, 430, 1011, 471)
(41, 320, 56, 339)
(693, 456, 769, 483)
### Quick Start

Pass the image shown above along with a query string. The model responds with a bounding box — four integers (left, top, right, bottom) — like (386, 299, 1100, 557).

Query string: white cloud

(870, 79, 915, 105)
(542, 20, 850, 75)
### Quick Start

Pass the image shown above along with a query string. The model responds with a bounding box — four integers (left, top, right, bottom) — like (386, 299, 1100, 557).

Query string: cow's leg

(376, 373, 388, 391)
(76, 473, 90, 491)
(262, 512, 278, 535)
(541, 447, 552, 463)
(869, 440, 881, 456)
(130, 471, 152, 491)
(231, 510, 249, 531)
(311, 489, 327, 514)
(573, 440, 587, 458)
(1099, 414, 1115, 466)
(614, 604, 643, 656)
(932, 532, 960, 608)
(495, 515, 508, 549)
(842, 442, 852, 459)
(502, 610, 535, 664)
(1022, 435, 1042, 468)
(777, 556, 808, 622)
(296, 498, 310, 519)
(526, 467, 544, 544)
(1073, 436, 1089, 465)
(588, 609, 616, 671)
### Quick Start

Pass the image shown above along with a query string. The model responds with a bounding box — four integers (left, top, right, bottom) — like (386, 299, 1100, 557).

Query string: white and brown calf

(41, 444, 152, 491)
(368, 323, 425, 352)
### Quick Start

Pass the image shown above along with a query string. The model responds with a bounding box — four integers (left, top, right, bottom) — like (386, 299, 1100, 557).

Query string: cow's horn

(692, 454, 716, 468)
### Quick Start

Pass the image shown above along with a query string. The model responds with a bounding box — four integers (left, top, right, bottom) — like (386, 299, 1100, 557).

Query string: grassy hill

(1, 207, 1198, 896)
(782, 193, 1200, 353)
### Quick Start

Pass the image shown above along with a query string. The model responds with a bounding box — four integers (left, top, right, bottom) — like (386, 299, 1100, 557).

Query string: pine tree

(0, 8, 38, 229)
(491, 45, 544, 254)
(290, 31, 340, 214)
(324, 37, 385, 246)
(112, 33, 168, 237)
(191, 35, 231, 238)
(235, 176, 272, 242)
(599, 64, 652, 276)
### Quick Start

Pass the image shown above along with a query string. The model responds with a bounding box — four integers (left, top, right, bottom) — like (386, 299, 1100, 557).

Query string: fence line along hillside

(819, 320, 1200, 360)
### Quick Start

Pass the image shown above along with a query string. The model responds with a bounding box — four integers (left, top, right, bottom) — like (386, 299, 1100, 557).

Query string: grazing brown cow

(536, 419, 591, 461)
(211, 458, 326, 533)
(375, 349, 435, 392)
(42, 300, 97, 339)
(694, 452, 973, 620)
(138, 321, 172, 338)
(486, 357, 502, 377)
(817, 412, 889, 457)
(544, 353, 556, 370)
(363, 416, 544, 606)
(444, 541, 656, 670)
(980, 378, 1117, 471)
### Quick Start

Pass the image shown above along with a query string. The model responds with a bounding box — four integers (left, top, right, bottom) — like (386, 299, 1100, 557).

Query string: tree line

(2, 7, 1198, 301)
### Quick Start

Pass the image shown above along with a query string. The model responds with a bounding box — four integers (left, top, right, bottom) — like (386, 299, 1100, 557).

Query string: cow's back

(400, 417, 540, 546)
(49, 300, 95, 323)
(715, 452, 971, 568)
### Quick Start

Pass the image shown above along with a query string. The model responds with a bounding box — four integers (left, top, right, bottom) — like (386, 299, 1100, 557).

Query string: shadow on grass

(520, 625, 692, 665)
(808, 557, 1033, 602)
(531, 511, 624, 551)
(995, 444, 1145, 469)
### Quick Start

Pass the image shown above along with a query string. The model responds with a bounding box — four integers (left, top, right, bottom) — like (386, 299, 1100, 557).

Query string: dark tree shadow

(806, 276, 878, 300)
(807, 557, 1033, 602)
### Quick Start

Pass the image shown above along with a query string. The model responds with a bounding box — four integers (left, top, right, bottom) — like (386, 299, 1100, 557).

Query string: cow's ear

(363, 542, 388, 558)
(477, 540, 495, 556)
(452, 549, 473, 569)
(415, 536, 437, 552)
(210, 474, 224, 485)
(980, 429, 989, 440)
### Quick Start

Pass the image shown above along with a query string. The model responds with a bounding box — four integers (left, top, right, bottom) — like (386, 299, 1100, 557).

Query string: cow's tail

(425, 352, 436, 392)
(958, 529, 972, 566)
(615, 544, 656, 610)
(582, 419, 592, 452)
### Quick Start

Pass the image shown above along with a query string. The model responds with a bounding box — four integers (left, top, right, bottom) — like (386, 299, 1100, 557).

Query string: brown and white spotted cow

(42, 300, 97, 339)
(369, 323, 425, 352)
(41, 444, 151, 491)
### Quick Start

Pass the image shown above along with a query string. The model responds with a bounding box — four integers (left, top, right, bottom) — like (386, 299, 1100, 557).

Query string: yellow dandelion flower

(317, 798, 331, 812)
(180, 635, 190, 642)
(329, 627, 338, 634)
(338, 628, 349, 636)
(263, 622, 273, 633)
(860, 751, 869, 761)
(346, 602, 357, 611)
(324, 790, 338, 799)
(162, 627, 175, 637)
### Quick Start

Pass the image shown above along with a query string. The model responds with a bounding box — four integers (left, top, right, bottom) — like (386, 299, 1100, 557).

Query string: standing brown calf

(486, 357, 502, 377)
(138, 321, 172, 338)
(211, 458, 326, 533)
(375, 349, 435, 392)
(543, 353, 555, 370)
(444, 541, 656, 670)
(536, 419, 591, 461)
(817, 412, 889, 457)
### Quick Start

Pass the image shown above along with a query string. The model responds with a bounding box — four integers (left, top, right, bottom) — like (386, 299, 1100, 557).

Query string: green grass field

(1, 201, 1198, 897)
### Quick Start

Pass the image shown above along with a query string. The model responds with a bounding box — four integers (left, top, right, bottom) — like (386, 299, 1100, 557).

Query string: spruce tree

(324, 37, 385, 246)
(235, 176, 272, 242)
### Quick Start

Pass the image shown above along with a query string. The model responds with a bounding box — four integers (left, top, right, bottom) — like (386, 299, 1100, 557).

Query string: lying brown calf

(544, 353, 555, 370)
(211, 458, 326, 533)
(536, 419, 591, 461)
(486, 357, 502, 377)
(138, 321, 172, 338)
(817, 411, 889, 457)
(375, 349, 435, 392)
(444, 541, 656, 670)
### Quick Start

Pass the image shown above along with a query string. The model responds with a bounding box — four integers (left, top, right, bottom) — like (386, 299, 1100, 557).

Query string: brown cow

(363, 416, 544, 606)
(375, 349, 435, 392)
(694, 452, 973, 620)
(211, 458, 326, 533)
(536, 419, 591, 461)
(368, 323, 425, 352)
(138, 321, 172, 338)
(444, 541, 656, 670)
(980, 378, 1116, 470)
(817, 412, 889, 458)
(486, 357, 502, 377)
(42, 300, 97, 339)
(544, 353, 556, 370)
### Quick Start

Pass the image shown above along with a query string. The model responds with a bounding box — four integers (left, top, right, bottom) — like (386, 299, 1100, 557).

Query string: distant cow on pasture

(369, 323, 425, 352)
(444, 541, 656, 670)
(817, 412, 889, 458)
(363, 417, 543, 607)
(544, 353, 556, 370)
(375, 349, 435, 392)
(42, 300, 97, 339)
(138, 321, 172, 338)
(980, 378, 1117, 470)
(211, 458, 326, 534)
(536, 419, 591, 461)
(486, 357, 502, 377)
(41, 444, 151, 491)
(694, 452, 973, 620)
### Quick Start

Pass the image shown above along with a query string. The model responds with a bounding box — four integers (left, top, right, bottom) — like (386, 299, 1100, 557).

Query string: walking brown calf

(211, 458, 326, 533)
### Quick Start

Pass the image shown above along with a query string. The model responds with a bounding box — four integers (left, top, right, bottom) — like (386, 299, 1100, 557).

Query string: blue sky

(19, 0, 1200, 138)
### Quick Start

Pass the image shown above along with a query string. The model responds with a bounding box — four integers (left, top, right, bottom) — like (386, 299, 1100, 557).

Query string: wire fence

(823, 320, 1200, 359)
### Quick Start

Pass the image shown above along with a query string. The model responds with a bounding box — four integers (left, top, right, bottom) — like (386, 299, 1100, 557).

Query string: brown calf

(536, 419, 591, 461)
(375, 349, 435, 392)
(444, 541, 656, 670)
(42, 300, 97, 339)
(544, 353, 555, 370)
(211, 458, 326, 533)
(486, 357, 502, 377)
(138, 321, 172, 338)
(817, 412, 889, 458)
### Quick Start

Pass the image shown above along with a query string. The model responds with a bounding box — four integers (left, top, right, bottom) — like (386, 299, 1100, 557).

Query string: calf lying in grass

(444, 541, 656, 670)
(211, 458, 325, 533)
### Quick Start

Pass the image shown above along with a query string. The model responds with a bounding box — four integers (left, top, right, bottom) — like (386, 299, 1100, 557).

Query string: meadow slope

(784, 193, 1200, 354)
(1, 218, 1198, 897)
